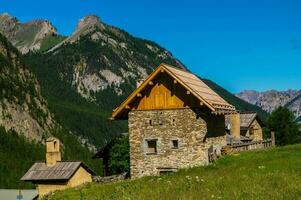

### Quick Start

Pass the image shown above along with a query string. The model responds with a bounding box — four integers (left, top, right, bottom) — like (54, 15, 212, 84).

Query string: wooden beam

(149, 81, 154, 85)
(200, 101, 204, 106)
(173, 80, 177, 84)
(161, 69, 165, 73)
(187, 91, 191, 95)
(125, 105, 130, 109)
(136, 93, 142, 97)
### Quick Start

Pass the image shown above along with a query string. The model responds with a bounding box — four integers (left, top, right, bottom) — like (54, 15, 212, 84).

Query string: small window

(249, 126, 255, 136)
(159, 170, 174, 175)
(146, 140, 157, 154)
(149, 120, 152, 126)
(172, 140, 179, 149)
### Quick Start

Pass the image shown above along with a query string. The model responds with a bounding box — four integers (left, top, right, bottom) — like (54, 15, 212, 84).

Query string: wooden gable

(112, 63, 236, 119)
(133, 72, 201, 110)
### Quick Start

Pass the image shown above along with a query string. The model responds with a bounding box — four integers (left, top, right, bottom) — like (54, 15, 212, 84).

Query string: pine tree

(267, 107, 300, 145)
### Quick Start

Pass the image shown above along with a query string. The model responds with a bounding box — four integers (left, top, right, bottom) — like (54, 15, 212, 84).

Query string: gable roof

(21, 161, 95, 182)
(240, 112, 264, 129)
(112, 63, 236, 119)
(240, 112, 257, 129)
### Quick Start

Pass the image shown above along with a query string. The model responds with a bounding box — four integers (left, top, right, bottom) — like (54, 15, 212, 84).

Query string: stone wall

(93, 172, 127, 184)
(128, 108, 226, 178)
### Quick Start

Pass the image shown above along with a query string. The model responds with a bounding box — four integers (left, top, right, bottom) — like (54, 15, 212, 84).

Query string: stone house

(111, 63, 236, 178)
(21, 137, 94, 198)
(225, 112, 264, 144)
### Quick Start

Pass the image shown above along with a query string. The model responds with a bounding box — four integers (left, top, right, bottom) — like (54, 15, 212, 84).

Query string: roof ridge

(161, 63, 190, 73)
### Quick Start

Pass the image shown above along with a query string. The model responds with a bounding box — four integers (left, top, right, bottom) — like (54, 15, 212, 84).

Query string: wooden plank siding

(134, 73, 200, 110)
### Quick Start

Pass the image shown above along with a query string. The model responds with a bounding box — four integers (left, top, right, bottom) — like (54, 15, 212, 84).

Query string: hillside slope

(48, 145, 301, 200)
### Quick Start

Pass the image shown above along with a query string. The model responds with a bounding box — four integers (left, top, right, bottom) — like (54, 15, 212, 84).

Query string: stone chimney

(46, 137, 61, 167)
(228, 113, 241, 140)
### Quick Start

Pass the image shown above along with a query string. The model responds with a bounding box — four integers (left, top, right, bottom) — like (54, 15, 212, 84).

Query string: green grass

(47, 144, 301, 200)
(39, 35, 67, 52)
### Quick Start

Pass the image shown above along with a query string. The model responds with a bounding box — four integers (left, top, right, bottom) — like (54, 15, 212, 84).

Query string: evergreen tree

(267, 107, 300, 145)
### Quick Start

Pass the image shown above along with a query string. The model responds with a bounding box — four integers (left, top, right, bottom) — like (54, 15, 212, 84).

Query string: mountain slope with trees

(24, 15, 268, 148)
(0, 33, 102, 188)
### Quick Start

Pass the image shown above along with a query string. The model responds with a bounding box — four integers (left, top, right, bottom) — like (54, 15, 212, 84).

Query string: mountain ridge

(2, 13, 268, 147)
(236, 89, 301, 121)
(0, 12, 65, 54)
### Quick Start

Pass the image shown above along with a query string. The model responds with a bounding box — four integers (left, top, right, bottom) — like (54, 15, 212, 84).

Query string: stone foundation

(128, 108, 226, 178)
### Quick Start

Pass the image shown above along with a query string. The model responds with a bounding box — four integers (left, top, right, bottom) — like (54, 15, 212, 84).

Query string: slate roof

(21, 161, 95, 182)
(112, 63, 236, 119)
(240, 113, 258, 129)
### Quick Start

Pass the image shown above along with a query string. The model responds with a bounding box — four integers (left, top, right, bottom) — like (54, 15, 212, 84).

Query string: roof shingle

(21, 161, 94, 182)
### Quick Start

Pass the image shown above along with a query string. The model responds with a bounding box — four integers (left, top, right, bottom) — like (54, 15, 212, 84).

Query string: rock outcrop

(0, 12, 57, 54)
(236, 90, 301, 121)
(0, 33, 54, 141)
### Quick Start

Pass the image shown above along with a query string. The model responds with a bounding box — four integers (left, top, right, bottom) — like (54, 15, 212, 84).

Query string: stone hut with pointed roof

(21, 137, 94, 198)
(225, 112, 264, 143)
(112, 63, 236, 178)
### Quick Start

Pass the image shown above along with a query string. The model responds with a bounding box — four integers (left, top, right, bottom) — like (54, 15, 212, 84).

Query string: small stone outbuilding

(226, 112, 264, 144)
(21, 137, 95, 198)
(111, 63, 236, 178)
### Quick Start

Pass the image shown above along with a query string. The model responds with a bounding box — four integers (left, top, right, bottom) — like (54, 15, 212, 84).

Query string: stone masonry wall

(128, 108, 226, 178)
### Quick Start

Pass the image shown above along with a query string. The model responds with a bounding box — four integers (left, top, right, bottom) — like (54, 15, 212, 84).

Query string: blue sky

(1, 0, 301, 93)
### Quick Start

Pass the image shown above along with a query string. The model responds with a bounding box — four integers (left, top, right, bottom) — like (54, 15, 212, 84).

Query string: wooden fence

(229, 132, 276, 152)
(230, 139, 273, 152)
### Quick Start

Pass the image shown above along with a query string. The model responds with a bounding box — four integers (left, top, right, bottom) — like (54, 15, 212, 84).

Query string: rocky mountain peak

(70, 14, 105, 40)
(0, 12, 15, 21)
(0, 13, 60, 53)
(0, 12, 19, 34)
(48, 15, 105, 51)
(26, 19, 57, 35)
(76, 15, 103, 32)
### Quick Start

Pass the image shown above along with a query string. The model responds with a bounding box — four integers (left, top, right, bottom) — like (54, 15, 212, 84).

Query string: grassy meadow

(47, 144, 301, 200)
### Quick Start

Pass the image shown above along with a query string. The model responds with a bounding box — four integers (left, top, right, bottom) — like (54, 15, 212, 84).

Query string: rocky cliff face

(0, 33, 54, 141)
(0, 12, 58, 54)
(236, 90, 301, 121)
